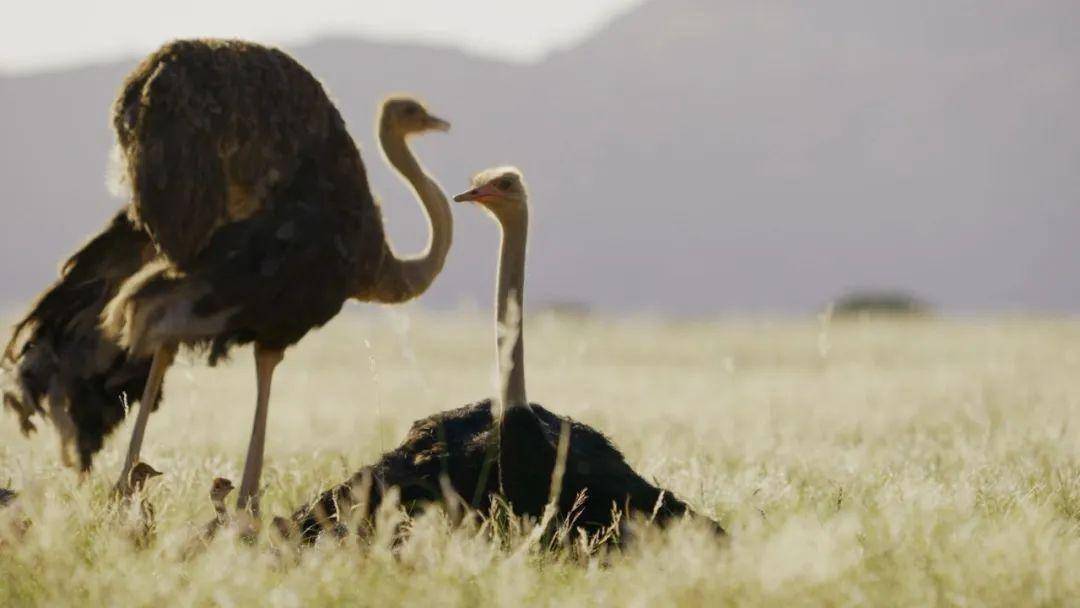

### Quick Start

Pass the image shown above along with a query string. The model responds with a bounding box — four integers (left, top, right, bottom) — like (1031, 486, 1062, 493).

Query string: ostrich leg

(236, 346, 284, 514)
(115, 344, 177, 495)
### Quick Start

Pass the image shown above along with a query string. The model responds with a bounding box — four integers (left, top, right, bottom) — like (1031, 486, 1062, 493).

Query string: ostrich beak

(453, 183, 498, 203)
(452, 189, 476, 203)
(424, 115, 450, 132)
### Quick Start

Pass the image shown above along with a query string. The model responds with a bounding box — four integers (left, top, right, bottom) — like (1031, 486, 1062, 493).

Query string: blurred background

(1, 0, 1078, 316)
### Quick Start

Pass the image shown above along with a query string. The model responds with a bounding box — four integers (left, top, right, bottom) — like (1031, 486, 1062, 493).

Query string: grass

(1, 309, 1079, 606)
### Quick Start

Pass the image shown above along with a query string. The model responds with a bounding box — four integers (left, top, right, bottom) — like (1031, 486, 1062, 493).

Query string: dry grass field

(1, 309, 1079, 606)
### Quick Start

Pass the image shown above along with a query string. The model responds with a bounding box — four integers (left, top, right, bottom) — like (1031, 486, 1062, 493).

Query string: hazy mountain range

(2, 0, 1078, 315)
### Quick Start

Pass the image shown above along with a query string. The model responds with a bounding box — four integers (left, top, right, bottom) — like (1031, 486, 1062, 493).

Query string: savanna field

(1, 309, 1079, 606)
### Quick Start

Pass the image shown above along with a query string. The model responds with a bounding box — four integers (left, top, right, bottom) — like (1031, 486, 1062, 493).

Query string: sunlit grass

(1, 310, 1079, 605)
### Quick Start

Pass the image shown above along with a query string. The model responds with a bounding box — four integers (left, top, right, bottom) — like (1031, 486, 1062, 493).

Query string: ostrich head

(380, 97, 450, 136)
(452, 167, 527, 219)
(129, 461, 162, 491)
(209, 477, 235, 503)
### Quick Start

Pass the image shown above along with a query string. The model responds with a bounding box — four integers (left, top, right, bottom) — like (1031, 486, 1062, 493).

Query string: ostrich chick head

(209, 478, 235, 504)
(129, 461, 163, 492)
(453, 167, 527, 219)
(380, 97, 450, 136)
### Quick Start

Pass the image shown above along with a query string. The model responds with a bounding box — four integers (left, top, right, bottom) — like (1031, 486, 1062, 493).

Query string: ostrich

(179, 477, 236, 558)
(455, 167, 552, 516)
(0, 488, 16, 508)
(203, 477, 235, 541)
(291, 169, 724, 542)
(123, 461, 162, 548)
(0, 487, 29, 547)
(4, 39, 454, 512)
(124, 461, 163, 498)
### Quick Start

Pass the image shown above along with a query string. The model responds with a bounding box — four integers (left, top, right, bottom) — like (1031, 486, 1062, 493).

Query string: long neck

(212, 496, 227, 520)
(495, 209, 528, 412)
(370, 125, 453, 303)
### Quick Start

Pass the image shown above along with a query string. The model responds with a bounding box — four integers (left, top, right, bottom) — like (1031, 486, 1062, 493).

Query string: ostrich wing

(103, 176, 386, 366)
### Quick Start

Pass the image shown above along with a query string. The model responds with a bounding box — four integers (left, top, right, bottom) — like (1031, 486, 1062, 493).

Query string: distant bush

(830, 291, 931, 318)
(534, 300, 591, 319)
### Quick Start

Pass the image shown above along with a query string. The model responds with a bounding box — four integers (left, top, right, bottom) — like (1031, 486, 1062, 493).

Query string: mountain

(2, 0, 1078, 315)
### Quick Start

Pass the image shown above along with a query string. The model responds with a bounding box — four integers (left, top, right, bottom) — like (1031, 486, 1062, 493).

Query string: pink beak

(453, 183, 500, 203)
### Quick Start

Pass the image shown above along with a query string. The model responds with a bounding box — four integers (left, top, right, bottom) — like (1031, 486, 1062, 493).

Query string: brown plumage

(179, 477, 236, 558)
(124, 461, 163, 548)
(202, 477, 235, 541)
(3, 39, 454, 508)
(113, 40, 339, 269)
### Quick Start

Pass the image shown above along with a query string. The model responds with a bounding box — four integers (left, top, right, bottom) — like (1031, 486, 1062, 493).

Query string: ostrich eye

(495, 178, 512, 191)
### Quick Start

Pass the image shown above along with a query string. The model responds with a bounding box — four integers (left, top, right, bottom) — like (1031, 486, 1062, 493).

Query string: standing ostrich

(6, 39, 455, 511)
(122, 461, 163, 548)
(103, 40, 454, 508)
(179, 477, 235, 559)
(203, 477, 235, 541)
(291, 169, 724, 541)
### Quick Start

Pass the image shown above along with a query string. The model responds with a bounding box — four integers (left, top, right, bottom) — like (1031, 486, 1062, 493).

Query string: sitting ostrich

(3, 39, 455, 512)
(292, 169, 724, 542)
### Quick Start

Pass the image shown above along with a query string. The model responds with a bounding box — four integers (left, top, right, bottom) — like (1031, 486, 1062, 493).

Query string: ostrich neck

(496, 209, 529, 412)
(370, 126, 452, 302)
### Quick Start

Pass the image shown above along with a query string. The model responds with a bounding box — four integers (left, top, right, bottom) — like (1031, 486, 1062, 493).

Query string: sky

(0, 0, 642, 74)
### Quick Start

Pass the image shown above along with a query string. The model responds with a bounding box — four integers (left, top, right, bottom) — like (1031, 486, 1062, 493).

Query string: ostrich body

(4, 39, 454, 512)
(292, 169, 724, 541)
(293, 399, 715, 542)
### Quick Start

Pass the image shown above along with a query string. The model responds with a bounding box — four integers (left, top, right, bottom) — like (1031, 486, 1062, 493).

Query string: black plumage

(498, 406, 558, 518)
(291, 399, 724, 543)
(2, 210, 156, 470)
